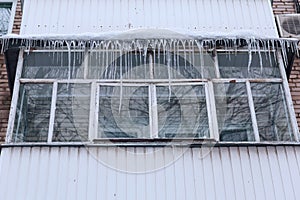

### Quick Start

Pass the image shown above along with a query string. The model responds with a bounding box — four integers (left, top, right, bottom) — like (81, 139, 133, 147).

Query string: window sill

(1, 140, 300, 148)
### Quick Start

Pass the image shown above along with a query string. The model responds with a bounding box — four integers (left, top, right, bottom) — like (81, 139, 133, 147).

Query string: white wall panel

(20, 0, 278, 38)
(1, 146, 300, 200)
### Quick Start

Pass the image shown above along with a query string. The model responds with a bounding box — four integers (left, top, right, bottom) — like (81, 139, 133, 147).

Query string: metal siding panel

(56, 147, 70, 200)
(173, 147, 186, 200)
(229, 147, 246, 200)
(238, 147, 256, 200)
(276, 146, 296, 199)
(6, 148, 21, 200)
(285, 147, 300, 198)
(191, 148, 207, 199)
(211, 148, 227, 200)
(36, 147, 50, 200)
(0, 148, 12, 199)
(77, 148, 89, 200)
(201, 147, 216, 200)
(164, 147, 177, 200)
(247, 147, 266, 199)
(266, 146, 286, 200)
(154, 147, 167, 200)
(219, 147, 236, 200)
(257, 147, 276, 200)
(45, 147, 60, 200)
(19, 0, 278, 37)
(86, 147, 99, 199)
(2, 146, 300, 200)
(183, 148, 197, 200)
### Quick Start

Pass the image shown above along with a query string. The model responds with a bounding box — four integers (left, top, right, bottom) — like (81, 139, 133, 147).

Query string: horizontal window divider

(211, 78, 282, 83)
(19, 79, 210, 84)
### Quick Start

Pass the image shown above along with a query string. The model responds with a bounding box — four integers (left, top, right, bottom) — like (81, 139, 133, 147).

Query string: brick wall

(0, 0, 22, 142)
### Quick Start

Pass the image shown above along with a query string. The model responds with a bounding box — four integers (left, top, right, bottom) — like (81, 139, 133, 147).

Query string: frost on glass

(156, 85, 209, 138)
(0, 3, 12, 35)
(98, 86, 150, 138)
(218, 52, 280, 78)
(53, 84, 90, 142)
(214, 83, 254, 141)
(251, 83, 293, 141)
(13, 84, 52, 142)
(22, 52, 85, 79)
(88, 51, 215, 79)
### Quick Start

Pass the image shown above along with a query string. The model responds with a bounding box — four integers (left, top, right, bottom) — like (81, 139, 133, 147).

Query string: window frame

(0, 0, 17, 35)
(6, 47, 300, 143)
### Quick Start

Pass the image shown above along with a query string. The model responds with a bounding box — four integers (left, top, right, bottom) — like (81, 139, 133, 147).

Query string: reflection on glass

(13, 84, 52, 142)
(88, 51, 215, 79)
(156, 85, 209, 138)
(0, 3, 12, 35)
(53, 84, 90, 142)
(98, 86, 150, 138)
(218, 52, 280, 78)
(22, 52, 85, 79)
(214, 83, 254, 141)
(251, 83, 293, 141)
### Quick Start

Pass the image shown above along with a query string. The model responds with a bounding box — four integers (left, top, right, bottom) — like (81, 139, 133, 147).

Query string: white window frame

(6, 48, 300, 143)
(0, 0, 17, 35)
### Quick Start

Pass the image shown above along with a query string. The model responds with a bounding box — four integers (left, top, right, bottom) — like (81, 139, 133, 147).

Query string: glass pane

(214, 83, 254, 141)
(251, 83, 293, 141)
(156, 85, 209, 138)
(13, 84, 52, 142)
(98, 85, 150, 138)
(53, 84, 90, 142)
(22, 52, 85, 79)
(218, 52, 280, 78)
(88, 51, 215, 79)
(0, 3, 12, 35)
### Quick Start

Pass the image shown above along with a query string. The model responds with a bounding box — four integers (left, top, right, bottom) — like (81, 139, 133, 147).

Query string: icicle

(66, 41, 71, 81)
(255, 40, 263, 74)
(247, 39, 253, 73)
(166, 44, 172, 102)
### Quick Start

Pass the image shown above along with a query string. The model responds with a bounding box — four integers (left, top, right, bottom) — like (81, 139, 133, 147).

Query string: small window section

(0, 3, 12, 35)
(10, 46, 297, 143)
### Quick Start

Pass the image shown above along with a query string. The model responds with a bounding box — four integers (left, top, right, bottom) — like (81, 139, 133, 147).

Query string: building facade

(1, 0, 300, 199)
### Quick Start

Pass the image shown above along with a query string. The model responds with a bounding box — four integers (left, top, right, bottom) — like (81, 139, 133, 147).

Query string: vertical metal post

(277, 51, 299, 141)
(206, 81, 219, 140)
(6, 50, 24, 143)
(246, 80, 260, 142)
(48, 81, 58, 143)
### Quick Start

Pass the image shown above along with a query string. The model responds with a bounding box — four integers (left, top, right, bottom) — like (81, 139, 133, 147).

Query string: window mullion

(94, 84, 100, 138)
(246, 80, 260, 142)
(6, 49, 24, 143)
(206, 81, 219, 140)
(149, 84, 158, 138)
(47, 81, 58, 143)
(88, 82, 97, 141)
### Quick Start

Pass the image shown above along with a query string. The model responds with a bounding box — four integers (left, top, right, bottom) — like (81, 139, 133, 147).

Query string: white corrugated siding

(0, 146, 300, 200)
(20, 0, 278, 38)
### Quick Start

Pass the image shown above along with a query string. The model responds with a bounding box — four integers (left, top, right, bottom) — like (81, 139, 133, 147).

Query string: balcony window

(8, 43, 297, 143)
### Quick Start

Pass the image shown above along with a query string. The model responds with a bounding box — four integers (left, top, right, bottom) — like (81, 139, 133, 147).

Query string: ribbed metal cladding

(0, 146, 300, 200)
(20, 0, 278, 37)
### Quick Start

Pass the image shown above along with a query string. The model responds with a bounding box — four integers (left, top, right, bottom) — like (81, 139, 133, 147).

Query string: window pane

(251, 83, 293, 141)
(156, 85, 209, 138)
(98, 85, 150, 138)
(13, 84, 52, 142)
(218, 52, 280, 78)
(0, 3, 12, 35)
(53, 84, 90, 142)
(88, 51, 215, 79)
(214, 83, 254, 141)
(22, 52, 85, 79)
